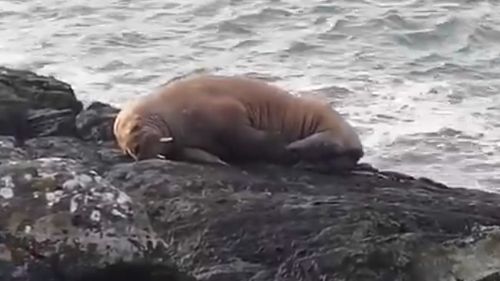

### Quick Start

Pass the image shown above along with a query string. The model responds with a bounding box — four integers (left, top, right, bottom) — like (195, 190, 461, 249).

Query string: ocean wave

(393, 16, 469, 50)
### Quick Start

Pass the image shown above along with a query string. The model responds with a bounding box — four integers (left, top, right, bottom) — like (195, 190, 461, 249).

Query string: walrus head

(113, 111, 175, 161)
(129, 129, 174, 161)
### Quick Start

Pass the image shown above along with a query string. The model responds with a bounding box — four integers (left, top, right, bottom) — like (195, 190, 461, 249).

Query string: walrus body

(113, 75, 363, 170)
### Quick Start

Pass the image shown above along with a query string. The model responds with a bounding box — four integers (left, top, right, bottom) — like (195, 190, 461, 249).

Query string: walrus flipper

(179, 148, 229, 166)
(286, 132, 363, 171)
(286, 131, 341, 161)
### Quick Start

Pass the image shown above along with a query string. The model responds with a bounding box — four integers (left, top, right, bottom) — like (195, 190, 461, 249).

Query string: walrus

(113, 74, 364, 170)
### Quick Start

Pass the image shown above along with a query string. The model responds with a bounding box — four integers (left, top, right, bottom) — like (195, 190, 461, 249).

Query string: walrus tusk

(126, 148, 138, 161)
(159, 137, 173, 143)
(157, 154, 166, 159)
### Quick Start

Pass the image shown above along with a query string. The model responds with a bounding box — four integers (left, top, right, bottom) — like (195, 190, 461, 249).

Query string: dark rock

(75, 101, 119, 142)
(23, 137, 130, 174)
(0, 67, 83, 143)
(72, 261, 197, 281)
(2, 66, 500, 281)
(27, 108, 77, 137)
(104, 160, 500, 281)
(0, 86, 30, 146)
(479, 272, 500, 281)
(0, 67, 82, 113)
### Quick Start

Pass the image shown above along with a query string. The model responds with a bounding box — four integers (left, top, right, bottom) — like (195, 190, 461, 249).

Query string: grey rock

(0, 66, 82, 112)
(412, 226, 500, 281)
(2, 65, 500, 281)
(104, 160, 500, 281)
(0, 87, 30, 146)
(0, 156, 171, 281)
(27, 108, 77, 137)
(23, 136, 130, 174)
(0, 137, 197, 281)
(75, 101, 119, 142)
(0, 137, 28, 164)
(0, 67, 83, 143)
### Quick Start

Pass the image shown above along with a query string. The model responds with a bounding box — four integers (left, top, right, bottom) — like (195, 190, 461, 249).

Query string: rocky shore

(1, 66, 500, 281)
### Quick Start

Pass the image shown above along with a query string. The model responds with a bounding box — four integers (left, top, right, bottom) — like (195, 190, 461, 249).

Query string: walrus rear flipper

(286, 131, 341, 161)
(178, 148, 229, 166)
(286, 131, 362, 171)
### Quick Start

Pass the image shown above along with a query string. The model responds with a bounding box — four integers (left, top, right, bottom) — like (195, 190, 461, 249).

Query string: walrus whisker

(159, 137, 173, 143)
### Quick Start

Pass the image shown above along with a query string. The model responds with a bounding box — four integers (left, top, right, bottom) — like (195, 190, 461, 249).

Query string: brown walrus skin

(113, 74, 364, 170)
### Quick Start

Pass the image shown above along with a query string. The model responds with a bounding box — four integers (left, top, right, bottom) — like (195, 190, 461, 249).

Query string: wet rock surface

(0, 66, 83, 144)
(75, 101, 119, 142)
(1, 66, 500, 281)
(0, 67, 82, 112)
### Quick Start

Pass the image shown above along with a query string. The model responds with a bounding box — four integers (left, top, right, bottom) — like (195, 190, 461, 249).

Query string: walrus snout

(129, 130, 175, 161)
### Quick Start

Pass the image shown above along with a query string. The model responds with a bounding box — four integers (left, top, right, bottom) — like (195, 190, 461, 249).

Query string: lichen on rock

(0, 156, 169, 280)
